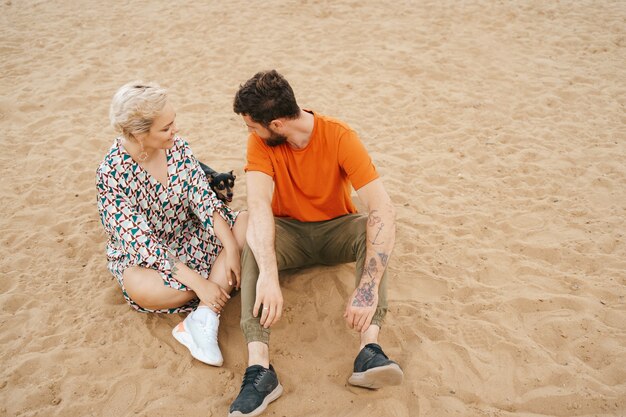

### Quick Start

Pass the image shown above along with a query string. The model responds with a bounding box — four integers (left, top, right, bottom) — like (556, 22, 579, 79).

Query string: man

(228, 70, 403, 417)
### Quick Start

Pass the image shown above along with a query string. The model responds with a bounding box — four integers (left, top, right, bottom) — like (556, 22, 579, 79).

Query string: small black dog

(199, 161, 236, 204)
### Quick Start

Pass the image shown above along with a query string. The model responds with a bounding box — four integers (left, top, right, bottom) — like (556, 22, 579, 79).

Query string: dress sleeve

(184, 142, 237, 230)
(96, 167, 180, 288)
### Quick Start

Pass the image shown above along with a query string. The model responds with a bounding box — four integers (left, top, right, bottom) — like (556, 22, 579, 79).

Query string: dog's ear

(229, 170, 236, 179)
(209, 172, 217, 179)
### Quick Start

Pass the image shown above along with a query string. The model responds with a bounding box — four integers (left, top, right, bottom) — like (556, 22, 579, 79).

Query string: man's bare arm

(346, 178, 396, 330)
(246, 171, 283, 327)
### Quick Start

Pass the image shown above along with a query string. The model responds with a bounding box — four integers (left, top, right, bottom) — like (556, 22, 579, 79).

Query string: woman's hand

(196, 279, 230, 314)
(222, 245, 241, 289)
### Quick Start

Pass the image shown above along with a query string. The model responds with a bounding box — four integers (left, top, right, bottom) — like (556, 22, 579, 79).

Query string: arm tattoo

(352, 279, 376, 307)
(353, 209, 390, 307)
(371, 224, 384, 245)
(368, 210, 385, 245)
(364, 257, 378, 279)
(377, 252, 389, 267)
(367, 210, 382, 227)
(166, 250, 181, 276)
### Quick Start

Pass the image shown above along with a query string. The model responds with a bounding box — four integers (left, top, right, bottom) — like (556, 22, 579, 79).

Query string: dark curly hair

(233, 70, 300, 126)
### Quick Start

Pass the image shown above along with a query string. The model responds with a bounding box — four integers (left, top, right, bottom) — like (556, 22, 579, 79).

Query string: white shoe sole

(348, 363, 403, 389)
(228, 383, 283, 417)
(172, 322, 223, 366)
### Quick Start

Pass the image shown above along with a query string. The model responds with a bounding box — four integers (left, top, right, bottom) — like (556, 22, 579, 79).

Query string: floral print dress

(96, 136, 238, 313)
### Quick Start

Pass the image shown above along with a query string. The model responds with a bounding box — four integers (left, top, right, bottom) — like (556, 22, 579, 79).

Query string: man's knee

(274, 219, 311, 269)
(241, 243, 256, 268)
(353, 215, 368, 256)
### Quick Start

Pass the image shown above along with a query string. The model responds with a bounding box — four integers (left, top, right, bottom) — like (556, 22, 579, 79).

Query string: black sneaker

(228, 364, 283, 417)
(348, 343, 403, 389)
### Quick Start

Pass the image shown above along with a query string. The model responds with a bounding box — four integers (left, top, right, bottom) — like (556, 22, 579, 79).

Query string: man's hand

(344, 281, 378, 333)
(253, 272, 284, 329)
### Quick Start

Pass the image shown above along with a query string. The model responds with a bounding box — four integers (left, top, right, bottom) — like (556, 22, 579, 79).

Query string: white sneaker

(172, 308, 223, 366)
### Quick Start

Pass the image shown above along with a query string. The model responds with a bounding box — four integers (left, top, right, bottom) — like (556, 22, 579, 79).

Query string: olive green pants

(240, 214, 388, 344)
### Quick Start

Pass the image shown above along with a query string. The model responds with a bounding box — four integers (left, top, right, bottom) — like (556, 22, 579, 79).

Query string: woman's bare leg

(123, 267, 197, 310)
(124, 211, 248, 311)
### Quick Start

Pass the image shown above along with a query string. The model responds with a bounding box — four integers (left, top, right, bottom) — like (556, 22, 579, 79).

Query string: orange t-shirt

(245, 111, 378, 222)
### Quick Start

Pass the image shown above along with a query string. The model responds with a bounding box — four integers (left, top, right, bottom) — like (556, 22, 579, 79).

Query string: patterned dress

(96, 136, 238, 313)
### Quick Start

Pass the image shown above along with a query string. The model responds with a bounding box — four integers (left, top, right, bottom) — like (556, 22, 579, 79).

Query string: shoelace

(241, 367, 265, 389)
(197, 319, 218, 342)
(365, 344, 389, 359)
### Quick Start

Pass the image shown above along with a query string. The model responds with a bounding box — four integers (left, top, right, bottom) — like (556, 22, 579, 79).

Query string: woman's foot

(172, 306, 223, 366)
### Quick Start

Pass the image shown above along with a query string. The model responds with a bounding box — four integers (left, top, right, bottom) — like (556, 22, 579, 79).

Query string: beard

(264, 128, 288, 147)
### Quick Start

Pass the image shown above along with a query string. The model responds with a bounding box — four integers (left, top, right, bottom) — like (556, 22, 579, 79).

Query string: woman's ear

(130, 131, 146, 143)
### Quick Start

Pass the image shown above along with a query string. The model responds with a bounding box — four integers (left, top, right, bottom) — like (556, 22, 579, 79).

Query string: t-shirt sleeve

(244, 135, 274, 178)
(337, 129, 379, 190)
(96, 166, 179, 286)
(183, 141, 237, 229)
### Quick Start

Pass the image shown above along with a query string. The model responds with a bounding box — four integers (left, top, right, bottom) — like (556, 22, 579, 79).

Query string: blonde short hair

(109, 81, 168, 141)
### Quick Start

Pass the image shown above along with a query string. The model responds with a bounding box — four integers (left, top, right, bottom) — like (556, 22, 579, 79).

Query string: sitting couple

(96, 70, 403, 417)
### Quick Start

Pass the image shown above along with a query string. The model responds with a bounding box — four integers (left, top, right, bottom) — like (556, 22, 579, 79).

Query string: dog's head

(209, 170, 236, 204)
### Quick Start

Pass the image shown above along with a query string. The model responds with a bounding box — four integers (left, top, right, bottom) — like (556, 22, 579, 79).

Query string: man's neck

(286, 110, 315, 150)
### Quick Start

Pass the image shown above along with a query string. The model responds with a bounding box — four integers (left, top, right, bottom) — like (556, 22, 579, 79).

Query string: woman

(96, 81, 247, 366)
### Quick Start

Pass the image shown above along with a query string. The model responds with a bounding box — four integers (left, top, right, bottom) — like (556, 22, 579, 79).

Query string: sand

(1, 1, 625, 416)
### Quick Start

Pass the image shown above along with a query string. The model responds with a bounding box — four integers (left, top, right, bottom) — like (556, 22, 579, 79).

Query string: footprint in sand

(508, 212, 546, 231)
(460, 321, 498, 351)
(101, 380, 139, 416)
